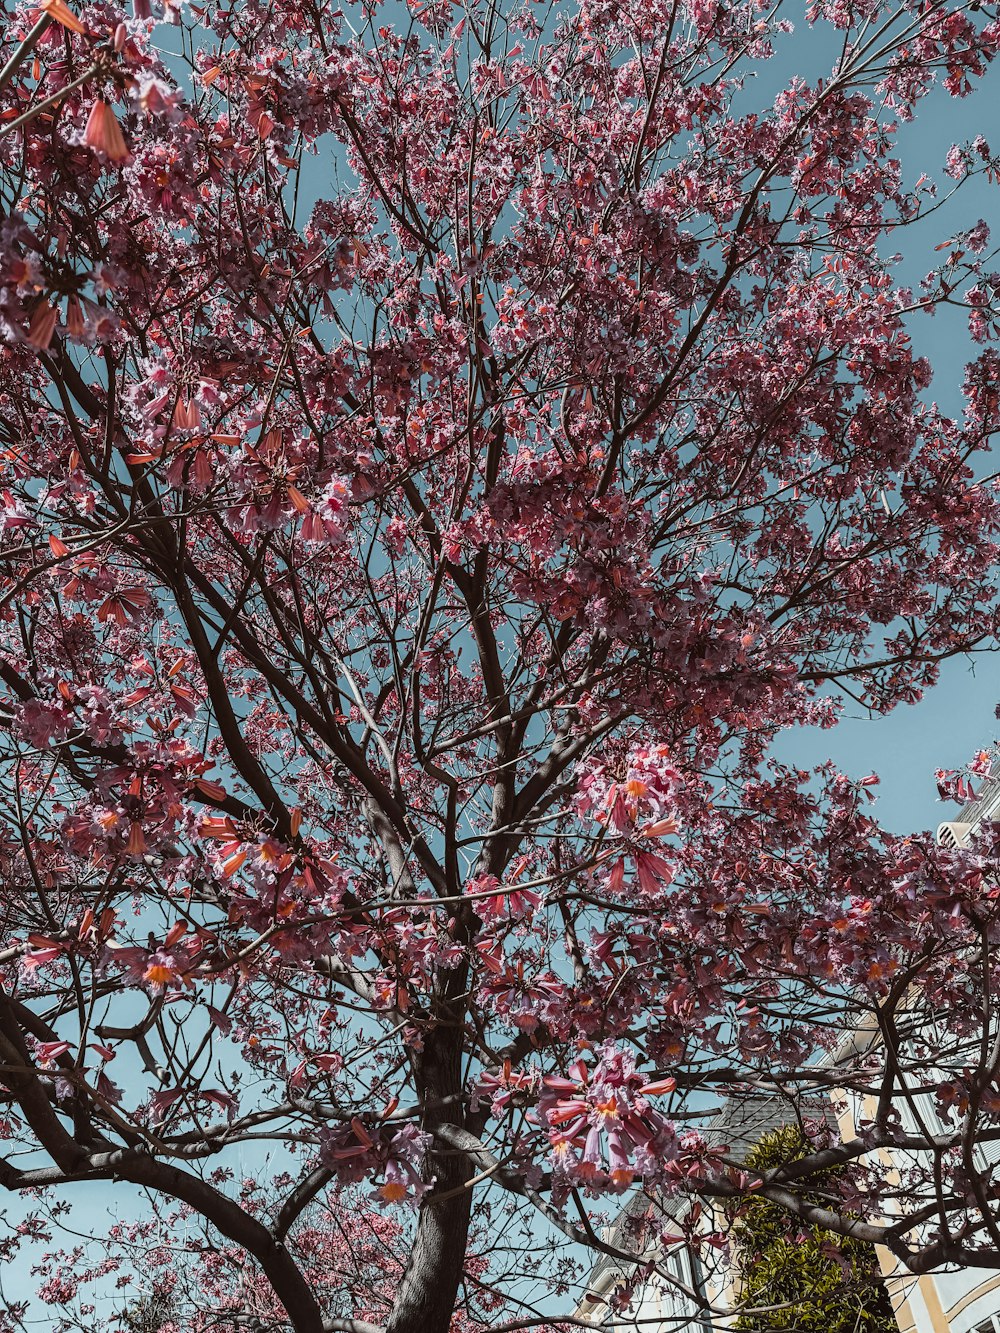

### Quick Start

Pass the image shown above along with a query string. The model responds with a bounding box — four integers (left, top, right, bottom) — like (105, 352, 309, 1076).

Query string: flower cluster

(537, 1047, 678, 1194)
(576, 743, 682, 833)
(320, 1120, 432, 1207)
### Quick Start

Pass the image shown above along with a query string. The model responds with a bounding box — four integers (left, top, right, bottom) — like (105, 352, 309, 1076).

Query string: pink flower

(40, 0, 86, 33)
(474, 1060, 538, 1114)
(149, 1087, 184, 1124)
(607, 1128, 635, 1190)
(299, 477, 351, 544)
(65, 294, 85, 339)
(172, 398, 202, 431)
(22, 946, 62, 972)
(470, 873, 542, 923)
(376, 1160, 410, 1204)
(84, 101, 132, 164)
(136, 78, 182, 122)
(544, 1097, 589, 1126)
(143, 951, 180, 989)
(635, 851, 674, 895)
(576, 1125, 605, 1181)
(25, 301, 57, 350)
(35, 1040, 71, 1065)
(200, 1089, 238, 1121)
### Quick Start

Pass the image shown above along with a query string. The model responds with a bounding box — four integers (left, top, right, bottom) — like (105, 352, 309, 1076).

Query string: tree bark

(385, 1027, 474, 1333)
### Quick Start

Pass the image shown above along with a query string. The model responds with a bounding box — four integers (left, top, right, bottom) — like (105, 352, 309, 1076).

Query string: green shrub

(732, 1125, 897, 1333)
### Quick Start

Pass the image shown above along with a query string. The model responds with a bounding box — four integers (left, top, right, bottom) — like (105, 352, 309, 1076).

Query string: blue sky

(775, 659, 998, 834)
(765, 23, 1000, 835)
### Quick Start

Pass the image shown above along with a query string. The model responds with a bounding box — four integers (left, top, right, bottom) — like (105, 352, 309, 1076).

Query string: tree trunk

(385, 1027, 474, 1333)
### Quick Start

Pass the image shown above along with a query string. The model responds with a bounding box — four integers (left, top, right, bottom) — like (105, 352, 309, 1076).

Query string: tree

(119, 1293, 180, 1333)
(35, 1184, 415, 1333)
(732, 1126, 898, 1333)
(0, 0, 999, 1329)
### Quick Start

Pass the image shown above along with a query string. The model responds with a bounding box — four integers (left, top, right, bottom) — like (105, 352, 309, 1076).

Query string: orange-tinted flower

(173, 397, 202, 430)
(192, 448, 214, 488)
(84, 100, 131, 164)
(163, 921, 187, 947)
(640, 1076, 677, 1096)
(378, 1180, 407, 1203)
(65, 293, 84, 338)
(25, 301, 57, 350)
(97, 588, 151, 626)
(222, 848, 247, 876)
(200, 815, 238, 840)
(40, 0, 87, 34)
(642, 816, 681, 838)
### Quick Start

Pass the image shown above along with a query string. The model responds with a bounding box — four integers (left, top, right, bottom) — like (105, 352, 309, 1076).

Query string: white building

(578, 1191, 709, 1332)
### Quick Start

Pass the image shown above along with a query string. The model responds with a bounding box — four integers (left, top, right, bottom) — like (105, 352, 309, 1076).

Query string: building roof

(937, 760, 1000, 847)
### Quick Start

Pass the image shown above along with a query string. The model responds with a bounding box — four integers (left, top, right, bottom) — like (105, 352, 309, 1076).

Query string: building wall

(918, 767, 1000, 1332)
(832, 1062, 1000, 1333)
(575, 1209, 722, 1332)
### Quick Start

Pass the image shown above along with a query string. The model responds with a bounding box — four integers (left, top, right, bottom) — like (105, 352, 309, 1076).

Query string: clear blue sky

(766, 24, 1000, 835)
(774, 660, 998, 834)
